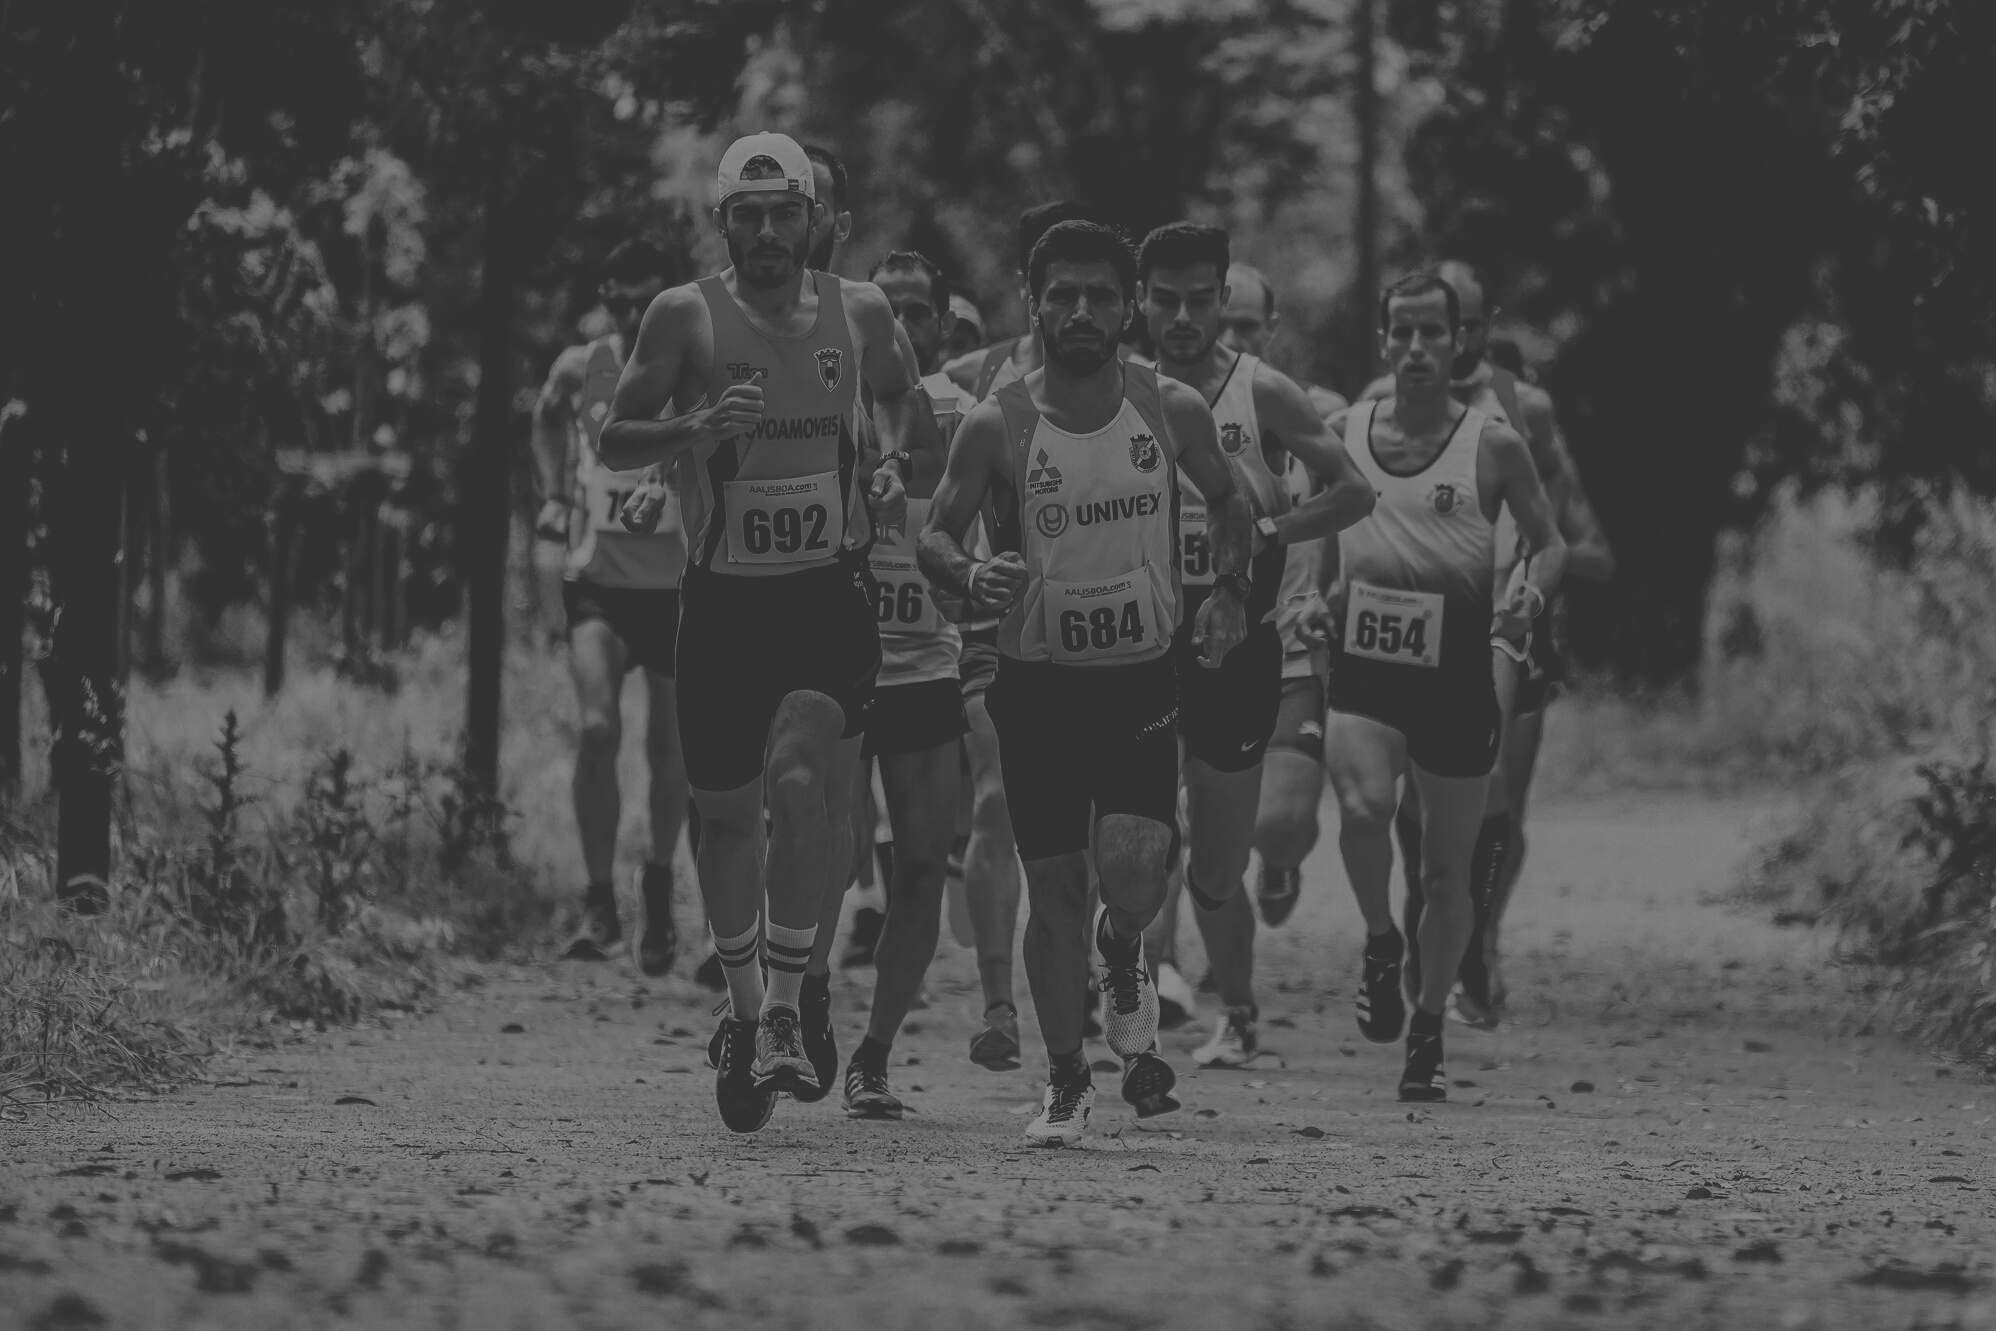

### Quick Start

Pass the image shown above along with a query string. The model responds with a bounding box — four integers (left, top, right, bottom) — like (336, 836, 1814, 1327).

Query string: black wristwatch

(879, 450, 914, 483)
(1212, 571, 1252, 604)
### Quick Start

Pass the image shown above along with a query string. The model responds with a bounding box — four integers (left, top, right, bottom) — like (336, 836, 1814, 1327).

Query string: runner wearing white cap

(600, 131, 941, 1134)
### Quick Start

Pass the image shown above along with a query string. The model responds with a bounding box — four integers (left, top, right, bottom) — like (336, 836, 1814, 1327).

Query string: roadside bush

(1737, 490, 1996, 1065)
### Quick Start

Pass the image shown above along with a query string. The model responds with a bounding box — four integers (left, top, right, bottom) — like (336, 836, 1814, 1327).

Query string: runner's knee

(1255, 805, 1318, 867)
(1335, 786, 1396, 834)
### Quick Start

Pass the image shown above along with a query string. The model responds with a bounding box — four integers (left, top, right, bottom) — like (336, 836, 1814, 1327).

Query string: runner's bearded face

(1381, 290, 1463, 389)
(1034, 260, 1128, 377)
(875, 267, 946, 373)
(1142, 262, 1225, 367)
(602, 278, 665, 347)
(723, 194, 815, 290)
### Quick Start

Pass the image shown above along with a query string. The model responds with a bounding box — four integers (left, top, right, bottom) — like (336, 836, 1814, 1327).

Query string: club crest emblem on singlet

(1219, 422, 1246, 456)
(1128, 433, 1161, 473)
(814, 347, 843, 391)
(1036, 504, 1069, 538)
(1027, 448, 1064, 496)
(1430, 482, 1463, 516)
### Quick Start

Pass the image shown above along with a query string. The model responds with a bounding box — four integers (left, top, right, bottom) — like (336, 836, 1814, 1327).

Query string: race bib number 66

(1342, 581, 1442, 668)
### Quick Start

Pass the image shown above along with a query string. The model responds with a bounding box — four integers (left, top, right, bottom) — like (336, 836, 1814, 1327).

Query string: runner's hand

(535, 498, 568, 543)
(868, 463, 908, 534)
(703, 382, 763, 442)
(970, 551, 1027, 613)
(1193, 587, 1248, 668)
(620, 469, 670, 534)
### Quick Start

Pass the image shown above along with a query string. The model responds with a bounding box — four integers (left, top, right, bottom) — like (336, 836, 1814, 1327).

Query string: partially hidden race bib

(870, 497, 938, 635)
(724, 470, 843, 565)
(1178, 503, 1214, 586)
(1343, 581, 1442, 668)
(1044, 567, 1162, 664)
(582, 458, 678, 535)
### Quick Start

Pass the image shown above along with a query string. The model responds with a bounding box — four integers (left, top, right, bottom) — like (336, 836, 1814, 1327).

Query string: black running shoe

(842, 907, 885, 969)
(793, 973, 837, 1104)
(1398, 1018, 1447, 1102)
(561, 886, 623, 961)
(1256, 861, 1302, 928)
(969, 1002, 1022, 1070)
(1120, 1048, 1180, 1119)
(752, 1006, 817, 1097)
(1357, 929, 1407, 1043)
(842, 1061, 903, 1120)
(714, 1016, 777, 1133)
(694, 951, 727, 992)
(637, 863, 677, 978)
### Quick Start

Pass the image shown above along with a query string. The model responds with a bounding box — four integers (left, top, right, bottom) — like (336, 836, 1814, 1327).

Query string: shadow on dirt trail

(3, 792, 1993, 1330)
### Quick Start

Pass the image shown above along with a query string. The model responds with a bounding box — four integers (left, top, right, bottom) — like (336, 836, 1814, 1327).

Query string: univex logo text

(1074, 493, 1162, 526)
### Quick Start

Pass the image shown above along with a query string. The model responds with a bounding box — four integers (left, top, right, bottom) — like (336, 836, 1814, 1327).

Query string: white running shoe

(1094, 905, 1159, 1060)
(1024, 1079, 1095, 1147)
(1155, 961, 1196, 1029)
(1194, 1005, 1260, 1069)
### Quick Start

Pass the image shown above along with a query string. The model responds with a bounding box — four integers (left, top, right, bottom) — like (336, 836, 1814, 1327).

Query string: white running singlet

(1179, 352, 1286, 599)
(565, 336, 687, 589)
(993, 366, 1181, 666)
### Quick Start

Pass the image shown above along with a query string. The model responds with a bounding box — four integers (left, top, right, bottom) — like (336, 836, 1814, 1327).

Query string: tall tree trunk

(0, 408, 27, 809)
(1353, 0, 1381, 381)
(461, 126, 517, 807)
(47, 397, 125, 913)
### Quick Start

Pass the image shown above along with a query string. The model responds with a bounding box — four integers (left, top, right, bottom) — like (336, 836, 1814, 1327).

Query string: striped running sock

(762, 922, 817, 1015)
(712, 918, 764, 1019)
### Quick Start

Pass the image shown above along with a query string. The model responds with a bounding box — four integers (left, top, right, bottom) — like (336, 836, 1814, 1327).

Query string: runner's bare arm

(530, 345, 589, 537)
(851, 283, 942, 489)
(1551, 433, 1615, 582)
(1515, 381, 1563, 485)
(917, 401, 1024, 611)
(599, 288, 761, 470)
(1484, 422, 1567, 640)
(1255, 368, 1373, 545)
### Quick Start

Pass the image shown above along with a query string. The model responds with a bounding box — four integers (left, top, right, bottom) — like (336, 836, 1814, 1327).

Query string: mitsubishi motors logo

(1027, 447, 1064, 496)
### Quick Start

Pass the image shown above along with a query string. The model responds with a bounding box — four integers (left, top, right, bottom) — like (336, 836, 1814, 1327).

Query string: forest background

(4, 0, 1995, 1088)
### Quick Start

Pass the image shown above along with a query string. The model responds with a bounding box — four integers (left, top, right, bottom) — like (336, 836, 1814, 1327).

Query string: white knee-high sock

(762, 922, 817, 1014)
(712, 918, 764, 1019)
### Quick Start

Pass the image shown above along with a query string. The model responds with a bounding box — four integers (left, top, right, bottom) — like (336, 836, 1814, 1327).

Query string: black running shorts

(957, 627, 1000, 702)
(985, 654, 1178, 861)
(675, 555, 880, 792)
(1172, 617, 1282, 773)
(563, 581, 680, 678)
(864, 677, 969, 759)
(1267, 673, 1326, 762)
(1325, 654, 1500, 779)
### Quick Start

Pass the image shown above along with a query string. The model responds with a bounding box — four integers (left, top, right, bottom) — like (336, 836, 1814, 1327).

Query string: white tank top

(993, 366, 1181, 666)
(1337, 401, 1495, 674)
(869, 372, 974, 686)
(1178, 354, 1287, 616)
(1276, 453, 1325, 679)
(565, 337, 687, 589)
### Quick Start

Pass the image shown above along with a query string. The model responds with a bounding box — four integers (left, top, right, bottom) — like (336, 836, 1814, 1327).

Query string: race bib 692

(724, 471, 843, 565)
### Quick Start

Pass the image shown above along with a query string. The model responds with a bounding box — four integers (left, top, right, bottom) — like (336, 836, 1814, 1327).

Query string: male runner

(600, 132, 933, 1134)
(1130, 227, 1373, 1072)
(1301, 272, 1564, 1101)
(921, 220, 1253, 1146)
(529, 238, 690, 973)
(941, 201, 1096, 402)
(1358, 262, 1607, 1026)
(942, 293, 985, 363)
(836, 250, 973, 1119)
(940, 202, 1096, 1068)
(1217, 263, 1351, 935)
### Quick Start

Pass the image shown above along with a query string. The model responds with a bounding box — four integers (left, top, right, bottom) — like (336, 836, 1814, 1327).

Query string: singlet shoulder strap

(992, 378, 1041, 459)
(975, 337, 1023, 401)
(1487, 367, 1532, 444)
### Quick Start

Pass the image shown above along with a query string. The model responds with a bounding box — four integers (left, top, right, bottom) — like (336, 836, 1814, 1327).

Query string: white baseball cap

(715, 132, 815, 207)
(948, 294, 984, 335)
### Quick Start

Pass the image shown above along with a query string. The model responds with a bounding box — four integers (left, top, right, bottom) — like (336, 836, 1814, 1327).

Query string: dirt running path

(4, 792, 1993, 1330)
